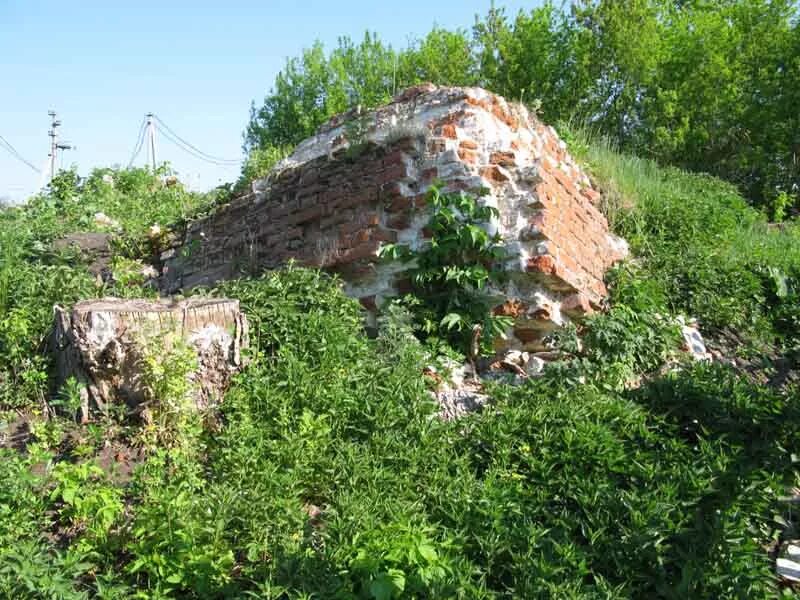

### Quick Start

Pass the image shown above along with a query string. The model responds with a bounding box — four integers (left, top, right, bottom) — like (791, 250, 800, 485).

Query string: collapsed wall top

(160, 84, 627, 351)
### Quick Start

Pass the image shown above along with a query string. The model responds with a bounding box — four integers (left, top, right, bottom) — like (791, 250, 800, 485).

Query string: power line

(153, 115, 240, 164)
(152, 115, 241, 165)
(155, 124, 241, 166)
(0, 134, 41, 173)
(127, 117, 147, 168)
(156, 125, 242, 168)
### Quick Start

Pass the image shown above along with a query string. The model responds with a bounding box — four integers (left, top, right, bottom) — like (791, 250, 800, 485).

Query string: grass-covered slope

(0, 140, 798, 598)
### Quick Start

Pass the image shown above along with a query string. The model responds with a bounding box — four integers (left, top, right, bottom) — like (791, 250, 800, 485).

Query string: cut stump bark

(53, 297, 248, 423)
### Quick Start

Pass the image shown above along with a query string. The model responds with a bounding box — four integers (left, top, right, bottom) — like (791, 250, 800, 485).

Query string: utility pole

(48, 111, 59, 181)
(47, 111, 73, 183)
(146, 113, 157, 171)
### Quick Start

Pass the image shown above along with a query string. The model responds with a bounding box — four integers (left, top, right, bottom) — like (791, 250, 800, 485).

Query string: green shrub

(564, 124, 800, 349)
(380, 185, 512, 356)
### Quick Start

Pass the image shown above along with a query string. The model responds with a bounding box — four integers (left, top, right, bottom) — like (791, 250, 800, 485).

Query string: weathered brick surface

(161, 84, 628, 351)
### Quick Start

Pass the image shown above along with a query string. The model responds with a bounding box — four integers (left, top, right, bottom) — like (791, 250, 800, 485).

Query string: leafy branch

(380, 184, 512, 356)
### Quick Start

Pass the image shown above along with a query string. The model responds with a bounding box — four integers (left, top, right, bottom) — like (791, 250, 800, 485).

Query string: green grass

(564, 124, 800, 346)
(0, 140, 798, 599)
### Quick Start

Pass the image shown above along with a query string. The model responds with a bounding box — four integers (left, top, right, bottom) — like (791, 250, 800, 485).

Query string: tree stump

(53, 297, 248, 423)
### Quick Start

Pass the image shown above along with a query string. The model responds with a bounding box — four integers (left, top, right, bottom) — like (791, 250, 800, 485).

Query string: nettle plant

(380, 184, 512, 355)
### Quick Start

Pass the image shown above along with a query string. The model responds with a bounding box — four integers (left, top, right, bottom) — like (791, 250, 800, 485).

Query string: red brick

(413, 194, 429, 208)
(379, 163, 407, 184)
(385, 195, 412, 213)
(386, 213, 412, 230)
(427, 138, 447, 154)
(493, 299, 527, 318)
(421, 167, 438, 182)
(359, 295, 378, 311)
(371, 228, 397, 243)
(561, 293, 593, 317)
(458, 148, 478, 164)
(383, 150, 405, 168)
(491, 104, 519, 129)
(583, 188, 601, 204)
(490, 151, 516, 168)
(339, 241, 380, 264)
(480, 165, 510, 184)
(290, 204, 324, 224)
(353, 229, 371, 244)
(527, 254, 558, 275)
(459, 139, 479, 150)
(441, 124, 457, 139)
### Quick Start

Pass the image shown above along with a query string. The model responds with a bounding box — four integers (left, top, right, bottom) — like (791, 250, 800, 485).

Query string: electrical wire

(153, 115, 240, 164)
(152, 115, 241, 165)
(155, 125, 242, 168)
(0, 134, 41, 173)
(127, 117, 147, 168)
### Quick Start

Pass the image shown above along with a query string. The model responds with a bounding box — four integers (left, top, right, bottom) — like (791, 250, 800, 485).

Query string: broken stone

(525, 356, 545, 377)
(502, 349, 528, 366)
(435, 388, 490, 421)
(52, 297, 248, 423)
(53, 232, 113, 277)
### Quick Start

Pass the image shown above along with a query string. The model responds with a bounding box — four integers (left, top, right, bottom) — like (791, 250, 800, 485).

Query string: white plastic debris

(677, 316, 712, 362)
(777, 557, 800, 582)
(93, 212, 119, 230)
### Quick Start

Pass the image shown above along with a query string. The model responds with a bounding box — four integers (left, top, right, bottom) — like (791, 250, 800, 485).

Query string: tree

(243, 1, 800, 214)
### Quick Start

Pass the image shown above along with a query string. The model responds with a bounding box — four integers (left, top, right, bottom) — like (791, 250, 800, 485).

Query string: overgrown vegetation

(246, 0, 800, 216)
(563, 124, 800, 356)
(0, 166, 219, 408)
(380, 185, 511, 356)
(1, 122, 798, 596)
(1, 1, 800, 597)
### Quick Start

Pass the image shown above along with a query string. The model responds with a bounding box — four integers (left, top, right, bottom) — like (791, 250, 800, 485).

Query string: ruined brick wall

(160, 84, 627, 351)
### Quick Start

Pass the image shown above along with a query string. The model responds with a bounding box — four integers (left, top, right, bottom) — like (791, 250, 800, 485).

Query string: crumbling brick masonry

(159, 84, 627, 352)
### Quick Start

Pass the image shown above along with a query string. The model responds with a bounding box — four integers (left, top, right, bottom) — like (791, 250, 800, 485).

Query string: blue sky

(0, 0, 537, 202)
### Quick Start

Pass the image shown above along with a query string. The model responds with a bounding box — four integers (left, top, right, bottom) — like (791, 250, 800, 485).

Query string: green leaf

(62, 487, 76, 505)
(440, 312, 464, 331)
(418, 543, 438, 562)
(370, 572, 401, 600)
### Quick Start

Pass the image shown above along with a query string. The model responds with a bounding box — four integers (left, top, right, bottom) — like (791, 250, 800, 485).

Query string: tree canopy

(245, 0, 800, 216)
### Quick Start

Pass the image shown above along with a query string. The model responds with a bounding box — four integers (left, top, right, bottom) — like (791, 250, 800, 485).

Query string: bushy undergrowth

(564, 125, 800, 352)
(0, 166, 219, 408)
(1, 265, 796, 598)
(0, 140, 798, 598)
